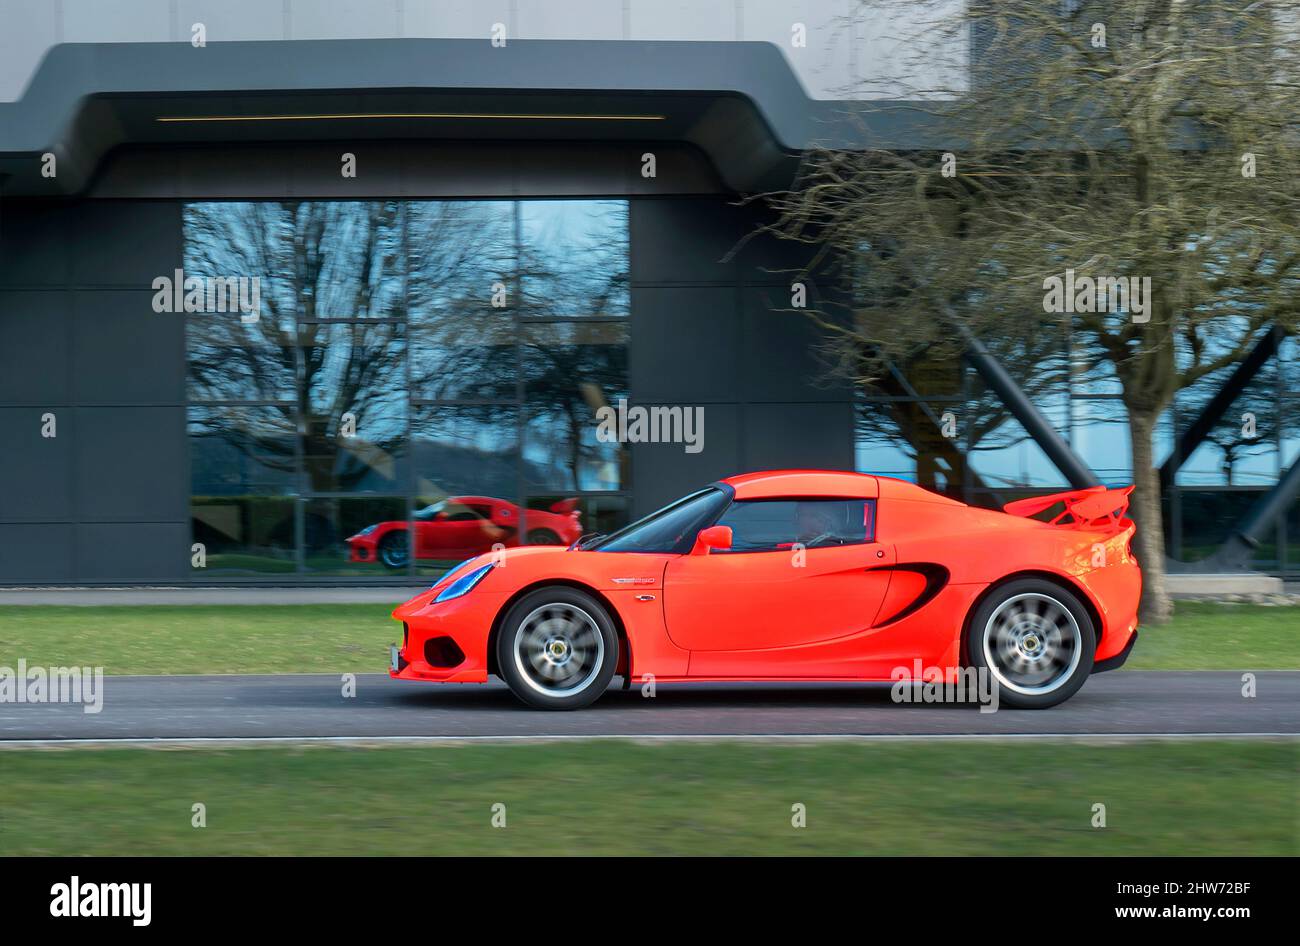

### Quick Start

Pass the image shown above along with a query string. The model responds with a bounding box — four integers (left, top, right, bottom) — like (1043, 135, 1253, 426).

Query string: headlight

(434, 563, 494, 603)
(431, 557, 475, 590)
(357, 525, 377, 537)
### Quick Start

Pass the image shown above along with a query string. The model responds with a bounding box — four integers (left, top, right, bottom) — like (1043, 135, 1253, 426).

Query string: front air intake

(424, 636, 466, 668)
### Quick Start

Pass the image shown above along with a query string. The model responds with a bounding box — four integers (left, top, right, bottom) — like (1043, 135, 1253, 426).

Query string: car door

(416, 502, 486, 560)
(663, 497, 895, 655)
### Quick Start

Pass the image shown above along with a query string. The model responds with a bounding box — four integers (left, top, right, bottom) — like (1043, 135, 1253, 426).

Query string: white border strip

(0, 732, 1295, 749)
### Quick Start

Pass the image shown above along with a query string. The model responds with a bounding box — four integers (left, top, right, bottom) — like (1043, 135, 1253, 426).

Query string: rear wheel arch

(960, 569, 1104, 666)
(487, 579, 631, 680)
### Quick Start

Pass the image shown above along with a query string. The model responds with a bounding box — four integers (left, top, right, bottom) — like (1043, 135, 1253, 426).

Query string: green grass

(0, 604, 399, 675)
(0, 740, 1293, 856)
(1126, 600, 1300, 670)
(0, 598, 1296, 675)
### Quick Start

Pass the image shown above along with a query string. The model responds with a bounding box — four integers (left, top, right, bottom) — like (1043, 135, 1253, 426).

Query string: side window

(716, 499, 874, 551)
(443, 503, 481, 522)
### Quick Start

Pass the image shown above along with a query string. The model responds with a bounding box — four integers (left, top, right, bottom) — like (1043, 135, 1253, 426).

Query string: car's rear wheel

(968, 578, 1096, 709)
(496, 587, 618, 710)
(377, 531, 409, 570)
(526, 528, 561, 545)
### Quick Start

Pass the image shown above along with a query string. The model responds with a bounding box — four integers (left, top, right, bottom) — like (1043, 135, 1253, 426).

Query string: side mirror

(691, 525, 732, 556)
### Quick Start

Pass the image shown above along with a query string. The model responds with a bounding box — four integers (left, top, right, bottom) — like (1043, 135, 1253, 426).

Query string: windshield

(592, 488, 729, 554)
(413, 501, 447, 521)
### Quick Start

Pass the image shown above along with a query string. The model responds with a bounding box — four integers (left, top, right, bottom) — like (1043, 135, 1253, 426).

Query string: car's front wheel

(968, 578, 1096, 709)
(496, 587, 618, 710)
(377, 531, 410, 570)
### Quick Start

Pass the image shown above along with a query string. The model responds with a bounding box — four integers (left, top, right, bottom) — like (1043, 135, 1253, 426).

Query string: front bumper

(347, 539, 376, 563)
(387, 588, 506, 684)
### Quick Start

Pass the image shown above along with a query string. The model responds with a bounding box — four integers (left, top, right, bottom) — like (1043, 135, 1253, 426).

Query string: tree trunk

(1128, 410, 1174, 624)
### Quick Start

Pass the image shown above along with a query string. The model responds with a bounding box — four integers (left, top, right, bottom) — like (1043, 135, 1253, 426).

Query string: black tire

(967, 578, 1096, 709)
(377, 531, 410, 570)
(526, 528, 561, 545)
(496, 587, 618, 710)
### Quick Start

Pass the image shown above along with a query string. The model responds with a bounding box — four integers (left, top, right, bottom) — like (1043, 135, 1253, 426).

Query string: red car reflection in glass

(346, 496, 582, 569)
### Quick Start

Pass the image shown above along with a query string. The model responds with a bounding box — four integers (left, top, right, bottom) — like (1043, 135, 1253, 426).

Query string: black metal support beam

(1211, 458, 1300, 570)
(1160, 325, 1284, 490)
(955, 324, 1101, 489)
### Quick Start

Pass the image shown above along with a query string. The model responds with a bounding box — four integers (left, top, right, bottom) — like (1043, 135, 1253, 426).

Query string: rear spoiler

(1003, 486, 1134, 532)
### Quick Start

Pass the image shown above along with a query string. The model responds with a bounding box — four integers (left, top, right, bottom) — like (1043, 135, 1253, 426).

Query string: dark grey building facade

(0, 34, 864, 583)
(1, 33, 1296, 584)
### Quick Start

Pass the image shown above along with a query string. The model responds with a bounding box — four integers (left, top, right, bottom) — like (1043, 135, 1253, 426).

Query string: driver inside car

(794, 502, 839, 547)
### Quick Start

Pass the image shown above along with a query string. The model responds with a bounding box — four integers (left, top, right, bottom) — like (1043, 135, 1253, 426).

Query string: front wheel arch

(960, 570, 1104, 667)
(487, 579, 631, 681)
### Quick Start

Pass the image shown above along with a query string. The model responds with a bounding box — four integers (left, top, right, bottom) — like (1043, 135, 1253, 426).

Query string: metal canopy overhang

(0, 37, 943, 197)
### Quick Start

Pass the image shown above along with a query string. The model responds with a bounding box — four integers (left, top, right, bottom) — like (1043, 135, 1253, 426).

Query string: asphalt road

(0, 671, 1296, 741)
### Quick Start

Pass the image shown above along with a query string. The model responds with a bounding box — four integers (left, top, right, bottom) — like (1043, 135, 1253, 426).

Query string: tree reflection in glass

(185, 198, 633, 572)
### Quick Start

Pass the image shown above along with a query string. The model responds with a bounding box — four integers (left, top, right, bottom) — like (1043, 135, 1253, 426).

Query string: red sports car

(389, 471, 1140, 710)
(347, 496, 582, 569)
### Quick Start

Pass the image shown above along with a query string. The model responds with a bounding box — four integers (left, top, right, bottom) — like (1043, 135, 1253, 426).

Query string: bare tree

(767, 0, 1300, 621)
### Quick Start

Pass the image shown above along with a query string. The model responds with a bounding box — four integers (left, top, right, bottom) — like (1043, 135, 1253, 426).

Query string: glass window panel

(520, 200, 629, 318)
(524, 495, 629, 545)
(409, 314, 518, 402)
(524, 407, 626, 492)
(295, 201, 405, 319)
(515, 496, 584, 547)
(1181, 438, 1278, 486)
(183, 203, 299, 333)
(182, 197, 634, 580)
(408, 200, 518, 401)
(300, 321, 407, 493)
(1175, 360, 1282, 486)
(411, 404, 520, 502)
(187, 313, 297, 403)
(188, 406, 297, 494)
(410, 405, 522, 575)
(855, 411, 918, 480)
(1175, 489, 1272, 565)
(854, 397, 967, 495)
(522, 322, 628, 491)
(190, 496, 297, 575)
(186, 201, 403, 322)
(408, 200, 515, 316)
(413, 402, 520, 498)
(968, 377, 1070, 489)
(1070, 397, 1134, 484)
(967, 413, 1071, 489)
(302, 497, 409, 574)
(408, 495, 524, 577)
